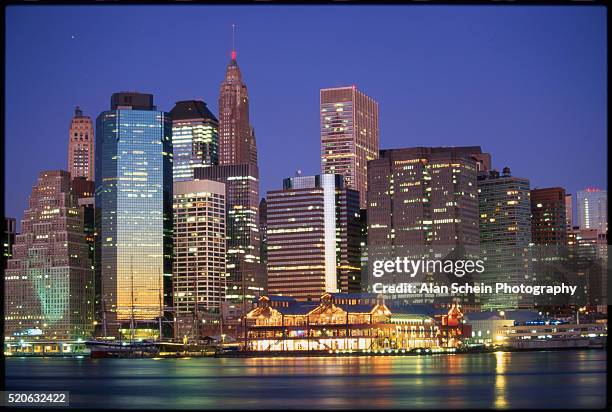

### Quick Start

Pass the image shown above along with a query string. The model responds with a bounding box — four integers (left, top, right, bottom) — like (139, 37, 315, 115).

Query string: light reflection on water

(5, 350, 606, 409)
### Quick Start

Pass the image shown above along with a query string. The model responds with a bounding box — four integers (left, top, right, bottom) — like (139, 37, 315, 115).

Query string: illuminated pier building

(170, 100, 219, 182)
(245, 293, 469, 352)
(266, 174, 361, 299)
(478, 168, 532, 310)
(95, 92, 173, 339)
(4, 170, 94, 341)
(173, 179, 226, 340)
(320, 85, 379, 208)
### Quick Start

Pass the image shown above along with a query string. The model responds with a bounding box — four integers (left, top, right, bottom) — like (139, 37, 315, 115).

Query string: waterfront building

(170, 100, 219, 182)
(266, 174, 361, 299)
(478, 168, 532, 310)
(245, 292, 469, 351)
(95, 92, 173, 339)
(367, 146, 485, 304)
(320, 85, 379, 208)
(173, 179, 226, 340)
(571, 228, 607, 307)
(68, 106, 95, 181)
(4, 217, 16, 269)
(576, 188, 607, 235)
(4, 170, 94, 341)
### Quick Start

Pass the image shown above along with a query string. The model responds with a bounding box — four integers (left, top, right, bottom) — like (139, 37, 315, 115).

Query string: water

(5, 350, 607, 409)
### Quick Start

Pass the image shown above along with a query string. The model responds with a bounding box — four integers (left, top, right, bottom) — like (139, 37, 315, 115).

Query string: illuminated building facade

(4, 217, 16, 269)
(259, 197, 268, 290)
(4, 170, 94, 341)
(320, 86, 379, 208)
(576, 188, 607, 235)
(367, 147, 484, 305)
(68, 106, 95, 181)
(531, 187, 567, 245)
(478, 168, 532, 310)
(195, 164, 263, 301)
(368, 146, 483, 250)
(218, 47, 257, 166)
(173, 179, 226, 339)
(266, 174, 361, 299)
(246, 293, 468, 352)
(170, 100, 219, 182)
(95, 92, 173, 338)
(565, 193, 573, 233)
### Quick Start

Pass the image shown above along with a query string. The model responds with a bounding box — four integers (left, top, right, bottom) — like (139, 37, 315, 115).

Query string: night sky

(5, 5, 607, 229)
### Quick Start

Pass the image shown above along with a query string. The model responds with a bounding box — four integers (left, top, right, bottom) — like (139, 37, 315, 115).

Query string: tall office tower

(173, 179, 226, 340)
(259, 197, 268, 290)
(368, 147, 483, 250)
(478, 168, 532, 310)
(95, 92, 173, 339)
(576, 188, 608, 235)
(4, 171, 94, 341)
(320, 85, 379, 208)
(570, 228, 606, 306)
(4, 217, 17, 269)
(195, 165, 263, 301)
(218, 47, 257, 166)
(266, 174, 361, 299)
(68, 106, 95, 181)
(170, 100, 219, 182)
(367, 146, 484, 305)
(531, 187, 567, 245)
(530, 188, 570, 307)
(196, 44, 262, 304)
(565, 194, 573, 233)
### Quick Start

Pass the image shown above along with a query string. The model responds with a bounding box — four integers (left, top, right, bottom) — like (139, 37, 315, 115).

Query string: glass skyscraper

(95, 92, 172, 339)
(170, 100, 219, 182)
(576, 188, 607, 235)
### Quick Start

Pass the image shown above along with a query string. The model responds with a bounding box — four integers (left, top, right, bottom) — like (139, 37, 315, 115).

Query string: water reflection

(5, 351, 607, 409)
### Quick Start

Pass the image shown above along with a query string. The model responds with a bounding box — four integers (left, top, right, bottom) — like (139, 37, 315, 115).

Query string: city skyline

(5, 6, 607, 228)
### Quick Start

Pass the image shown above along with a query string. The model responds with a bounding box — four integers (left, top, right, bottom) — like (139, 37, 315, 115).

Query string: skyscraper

(320, 86, 379, 208)
(367, 146, 484, 305)
(95, 92, 173, 339)
(530, 187, 567, 245)
(68, 106, 95, 181)
(576, 188, 607, 235)
(367, 147, 483, 250)
(218, 47, 257, 166)
(170, 100, 219, 182)
(266, 174, 361, 299)
(173, 179, 226, 340)
(195, 164, 262, 300)
(196, 43, 262, 304)
(478, 168, 532, 310)
(4, 171, 94, 341)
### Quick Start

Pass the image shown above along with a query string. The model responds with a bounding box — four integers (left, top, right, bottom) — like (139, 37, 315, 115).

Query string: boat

(85, 339, 160, 358)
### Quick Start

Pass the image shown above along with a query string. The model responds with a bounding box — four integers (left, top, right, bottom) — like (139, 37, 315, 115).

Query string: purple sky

(5, 5, 607, 229)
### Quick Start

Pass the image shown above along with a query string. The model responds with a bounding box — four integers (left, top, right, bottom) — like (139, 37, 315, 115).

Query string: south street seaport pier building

(245, 293, 470, 352)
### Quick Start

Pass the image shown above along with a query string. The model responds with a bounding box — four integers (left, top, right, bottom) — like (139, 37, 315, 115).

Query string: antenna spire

(231, 24, 237, 61)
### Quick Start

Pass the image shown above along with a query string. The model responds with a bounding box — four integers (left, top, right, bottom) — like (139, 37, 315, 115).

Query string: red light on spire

(231, 23, 237, 60)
